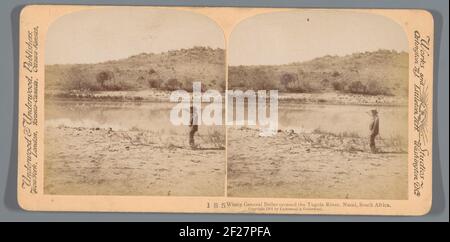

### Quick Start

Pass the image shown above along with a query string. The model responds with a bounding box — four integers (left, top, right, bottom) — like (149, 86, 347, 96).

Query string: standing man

(369, 109, 379, 153)
(189, 105, 198, 149)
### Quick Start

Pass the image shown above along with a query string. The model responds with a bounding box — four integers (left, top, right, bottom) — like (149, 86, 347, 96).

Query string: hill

(45, 46, 226, 92)
(228, 50, 409, 96)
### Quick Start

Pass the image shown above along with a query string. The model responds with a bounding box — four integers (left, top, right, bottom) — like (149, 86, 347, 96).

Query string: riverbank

(227, 127, 408, 199)
(44, 126, 225, 196)
(45, 89, 407, 106)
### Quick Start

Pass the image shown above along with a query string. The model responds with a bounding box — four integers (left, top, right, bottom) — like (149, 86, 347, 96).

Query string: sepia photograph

(16, 5, 435, 215)
(43, 7, 226, 196)
(2, 0, 447, 222)
(227, 11, 409, 199)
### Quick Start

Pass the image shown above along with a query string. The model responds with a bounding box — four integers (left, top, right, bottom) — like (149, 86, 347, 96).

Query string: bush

(366, 79, 391, 95)
(96, 71, 114, 89)
(332, 81, 345, 91)
(343, 80, 392, 95)
(181, 77, 194, 92)
(252, 67, 277, 90)
(64, 66, 89, 90)
(164, 78, 181, 91)
(148, 79, 162, 88)
(321, 78, 330, 87)
(280, 73, 297, 91)
(347, 81, 367, 94)
(285, 79, 316, 93)
(219, 81, 226, 92)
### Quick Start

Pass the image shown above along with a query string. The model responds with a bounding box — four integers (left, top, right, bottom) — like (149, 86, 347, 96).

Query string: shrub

(286, 79, 316, 93)
(347, 81, 367, 94)
(332, 81, 346, 91)
(181, 77, 195, 91)
(321, 78, 330, 87)
(252, 67, 277, 90)
(64, 66, 89, 90)
(366, 79, 392, 95)
(218, 81, 226, 92)
(280, 73, 297, 91)
(164, 78, 181, 91)
(148, 79, 162, 88)
(96, 71, 114, 89)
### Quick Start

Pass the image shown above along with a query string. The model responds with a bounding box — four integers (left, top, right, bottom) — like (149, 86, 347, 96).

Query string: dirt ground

(44, 126, 225, 196)
(227, 127, 408, 200)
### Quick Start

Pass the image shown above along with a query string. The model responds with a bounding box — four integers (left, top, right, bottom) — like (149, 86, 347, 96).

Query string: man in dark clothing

(189, 106, 198, 149)
(369, 109, 379, 153)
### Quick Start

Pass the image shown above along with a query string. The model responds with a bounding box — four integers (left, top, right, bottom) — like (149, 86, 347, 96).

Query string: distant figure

(369, 109, 379, 153)
(189, 106, 199, 149)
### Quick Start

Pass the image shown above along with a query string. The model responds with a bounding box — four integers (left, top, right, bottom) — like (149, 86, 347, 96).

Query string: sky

(228, 10, 409, 66)
(46, 8, 408, 66)
(46, 7, 225, 64)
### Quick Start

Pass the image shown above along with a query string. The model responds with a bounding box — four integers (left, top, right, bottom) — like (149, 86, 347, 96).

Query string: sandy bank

(227, 127, 408, 199)
(44, 126, 225, 196)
